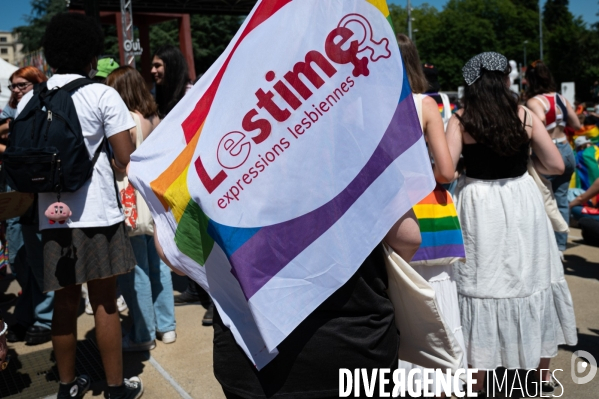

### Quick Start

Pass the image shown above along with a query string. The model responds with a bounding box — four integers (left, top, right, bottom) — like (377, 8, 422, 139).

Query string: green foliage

(13, 0, 599, 100)
(389, 0, 599, 99)
(543, 0, 571, 31)
(148, 15, 241, 74)
(14, 0, 66, 53)
(190, 15, 241, 74)
(149, 20, 180, 52)
(102, 25, 120, 59)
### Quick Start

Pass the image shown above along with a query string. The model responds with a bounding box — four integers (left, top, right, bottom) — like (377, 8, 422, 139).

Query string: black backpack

(3, 78, 102, 196)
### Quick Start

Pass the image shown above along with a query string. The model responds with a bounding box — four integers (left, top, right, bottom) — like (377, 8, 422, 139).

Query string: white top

(16, 74, 136, 230)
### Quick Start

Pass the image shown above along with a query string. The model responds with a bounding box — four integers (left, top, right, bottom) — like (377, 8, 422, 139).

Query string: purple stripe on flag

(411, 244, 466, 262)
(229, 94, 422, 299)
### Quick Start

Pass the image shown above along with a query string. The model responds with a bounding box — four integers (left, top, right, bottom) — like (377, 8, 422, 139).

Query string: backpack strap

(58, 78, 96, 94)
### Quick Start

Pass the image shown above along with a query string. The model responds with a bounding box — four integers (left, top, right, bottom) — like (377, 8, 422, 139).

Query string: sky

(0, 0, 597, 32)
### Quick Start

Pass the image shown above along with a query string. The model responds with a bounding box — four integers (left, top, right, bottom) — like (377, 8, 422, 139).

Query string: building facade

(0, 31, 23, 65)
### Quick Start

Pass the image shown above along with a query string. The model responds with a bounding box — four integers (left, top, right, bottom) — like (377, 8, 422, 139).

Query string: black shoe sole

(6, 334, 26, 343)
(25, 332, 52, 345)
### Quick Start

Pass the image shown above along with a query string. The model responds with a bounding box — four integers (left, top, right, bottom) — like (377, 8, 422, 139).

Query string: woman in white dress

(394, 34, 466, 397)
(445, 52, 577, 395)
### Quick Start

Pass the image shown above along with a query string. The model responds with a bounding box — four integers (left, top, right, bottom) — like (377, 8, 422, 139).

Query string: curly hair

(9, 66, 47, 108)
(457, 67, 529, 156)
(43, 13, 104, 71)
(153, 45, 190, 117)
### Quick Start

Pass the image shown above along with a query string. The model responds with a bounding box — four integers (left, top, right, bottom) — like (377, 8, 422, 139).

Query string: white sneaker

(85, 297, 93, 315)
(156, 330, 177, 344)
(117, 295, 128, 313)
(122, 335, 156, 352)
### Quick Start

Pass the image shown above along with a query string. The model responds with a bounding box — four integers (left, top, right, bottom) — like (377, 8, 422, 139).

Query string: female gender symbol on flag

(129, 0, 434, 368)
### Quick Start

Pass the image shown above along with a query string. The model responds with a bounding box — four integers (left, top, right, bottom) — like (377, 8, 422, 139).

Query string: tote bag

(383, 243, 464, 373)
(115, 112, 154, 236)
(527, 160, 569, 233)
(410, 184, 466, 266)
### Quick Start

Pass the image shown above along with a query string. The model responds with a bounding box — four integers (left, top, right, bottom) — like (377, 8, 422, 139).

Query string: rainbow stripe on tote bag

(410, 184, 465, 266)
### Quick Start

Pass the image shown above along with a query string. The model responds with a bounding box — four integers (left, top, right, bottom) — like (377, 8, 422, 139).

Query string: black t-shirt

(213, 244, 399, 399)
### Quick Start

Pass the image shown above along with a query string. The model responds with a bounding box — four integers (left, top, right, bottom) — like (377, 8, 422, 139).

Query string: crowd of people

(0, 10, 592, 399)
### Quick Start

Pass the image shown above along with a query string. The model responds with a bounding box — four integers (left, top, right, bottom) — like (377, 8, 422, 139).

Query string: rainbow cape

(129, 0, 434, 368)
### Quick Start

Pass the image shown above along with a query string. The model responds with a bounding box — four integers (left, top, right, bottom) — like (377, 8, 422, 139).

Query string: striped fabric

(411, 185, 466, 265)
(129, 0, 436, 369)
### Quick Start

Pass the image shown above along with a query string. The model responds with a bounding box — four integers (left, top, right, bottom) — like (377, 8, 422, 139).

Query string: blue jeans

(11, 223, 54, 329)
(118, 235, 176, 342)
(571, 206, 599, 222)
(546, 142, 576, 251)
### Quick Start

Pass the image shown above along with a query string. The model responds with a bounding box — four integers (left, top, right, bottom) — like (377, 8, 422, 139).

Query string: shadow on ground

(564, 254, 599, 281)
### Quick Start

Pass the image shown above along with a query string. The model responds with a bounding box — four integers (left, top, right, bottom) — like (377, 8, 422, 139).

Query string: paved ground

(0, 228, 598, 398)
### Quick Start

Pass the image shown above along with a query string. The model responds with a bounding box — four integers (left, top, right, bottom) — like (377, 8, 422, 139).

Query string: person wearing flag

(131, 0, 440, 396)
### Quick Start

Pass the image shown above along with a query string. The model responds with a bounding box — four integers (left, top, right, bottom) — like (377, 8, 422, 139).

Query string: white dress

(455, 171, 578, 370)
(397, 94, 468, 393)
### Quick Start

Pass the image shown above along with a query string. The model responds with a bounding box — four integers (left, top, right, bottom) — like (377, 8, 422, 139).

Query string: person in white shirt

(16, 13, 143, 399)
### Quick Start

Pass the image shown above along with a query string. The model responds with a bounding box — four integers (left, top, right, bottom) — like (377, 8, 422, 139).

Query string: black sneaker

(105, 377, 143, 399)
(6, 323, 28, 343)
(174, 290, 202, 306)
(57, 375, 91, 399)
(541, 377, 556, 396)
(25, 325, 52, 345)
(202, 303, 214, 326)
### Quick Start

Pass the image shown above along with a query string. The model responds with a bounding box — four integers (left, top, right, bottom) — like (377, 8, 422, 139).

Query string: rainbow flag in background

(129, 0, 435, 368)
(411, 185, 465, 264)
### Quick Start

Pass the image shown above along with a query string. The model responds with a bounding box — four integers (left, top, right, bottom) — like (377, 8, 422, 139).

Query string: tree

(15, 0, 67, 53)
(512, 0, 540, 12)
(148, 15, 242, 74)
(393, 0, 539, 89)
(419, 8, 499, 89)
(543, 0, 571, 31)
(190, 15, 241, 73)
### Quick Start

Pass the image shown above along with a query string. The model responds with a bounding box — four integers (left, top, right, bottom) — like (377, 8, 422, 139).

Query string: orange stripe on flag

(150, 124, 202, 210)
(416, 189, 452, 205)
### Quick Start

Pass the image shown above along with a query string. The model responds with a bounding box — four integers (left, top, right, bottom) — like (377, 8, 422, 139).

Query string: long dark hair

(457, 67, 529, 156)
(153, 45, 190, 117)
(525, 60, 556, 97)
(396, 34, 428, 94)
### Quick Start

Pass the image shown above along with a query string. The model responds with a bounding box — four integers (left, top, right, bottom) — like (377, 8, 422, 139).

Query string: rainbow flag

(411, 185, 465, 264)
(129, 0, 434, 368)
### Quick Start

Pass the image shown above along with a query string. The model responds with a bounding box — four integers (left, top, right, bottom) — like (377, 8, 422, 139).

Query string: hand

(569, 196, 583, 208)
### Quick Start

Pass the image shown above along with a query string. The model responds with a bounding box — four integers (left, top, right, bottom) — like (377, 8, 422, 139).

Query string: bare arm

(570, 178, 599, 208)
(526, 97, 547, 126)
(107, 130, 135, 170)
(422, 96, 455, 183)
(445, 114, 463, 172)
(529, 110, 564, 175)
(564, 96, 581, 130)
